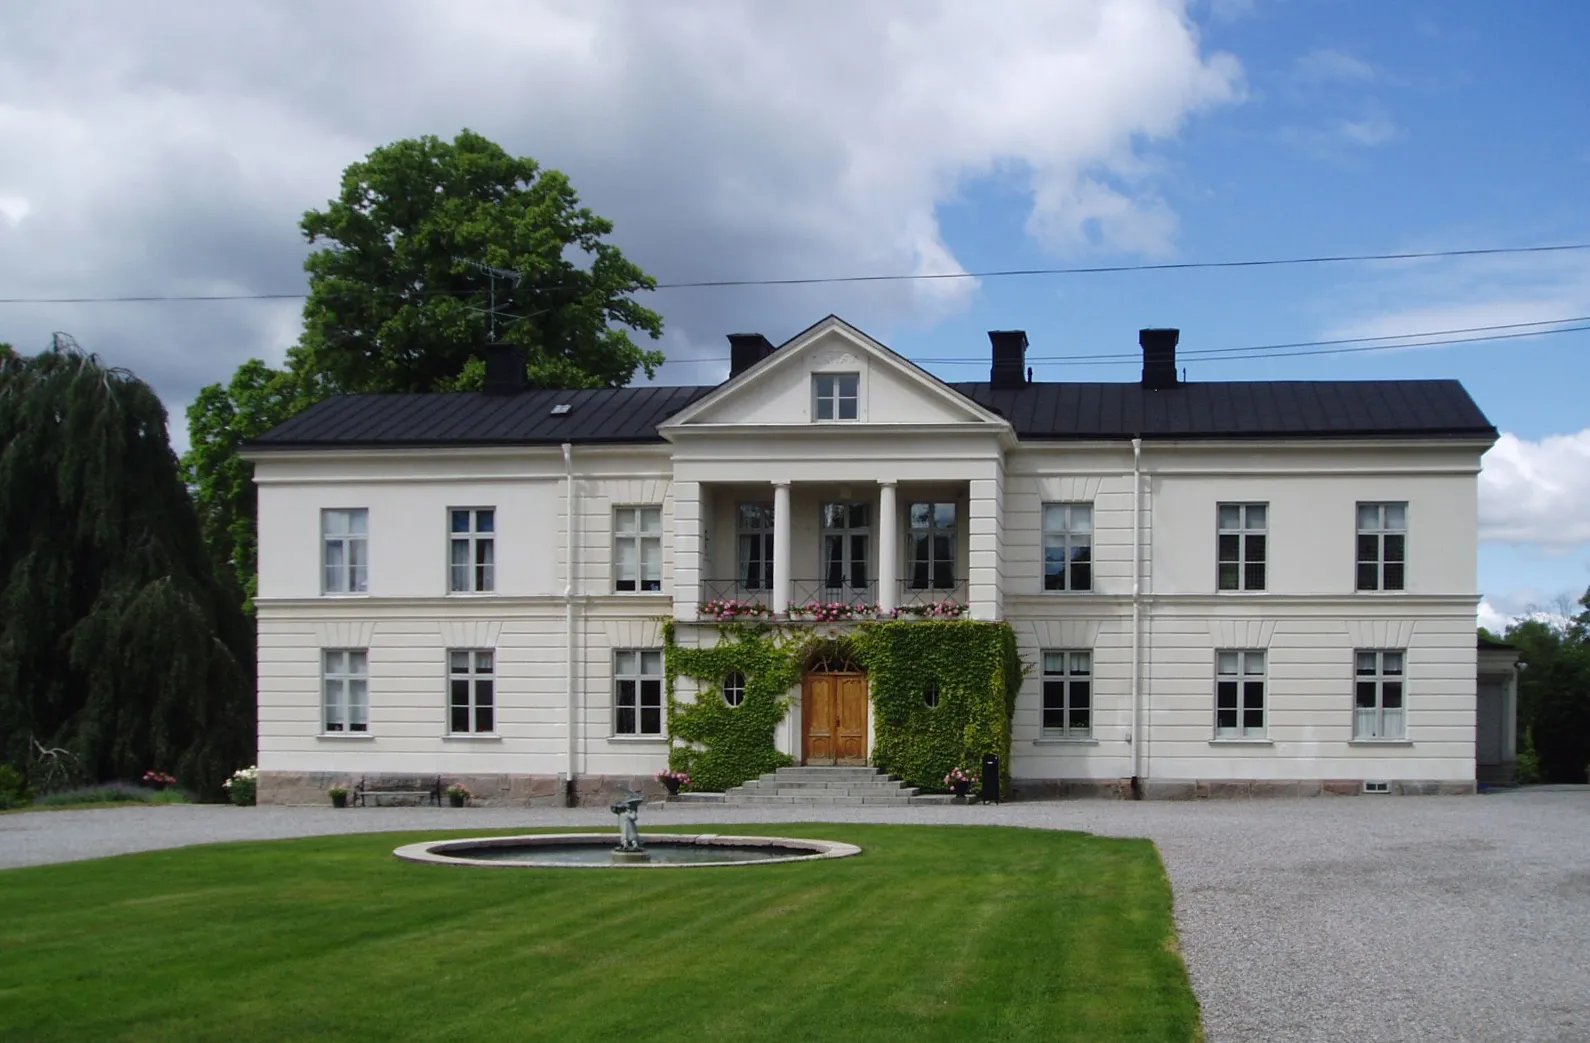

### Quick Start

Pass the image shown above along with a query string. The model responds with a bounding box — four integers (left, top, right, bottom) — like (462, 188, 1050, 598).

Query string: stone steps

(687, 766, 963, 808)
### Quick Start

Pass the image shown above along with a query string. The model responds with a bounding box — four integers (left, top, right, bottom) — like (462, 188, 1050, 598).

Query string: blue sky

(0, 0, 1585, 624)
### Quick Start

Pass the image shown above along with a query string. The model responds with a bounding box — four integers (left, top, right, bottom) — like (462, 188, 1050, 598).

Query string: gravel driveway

(4, 790, 1587, 1043)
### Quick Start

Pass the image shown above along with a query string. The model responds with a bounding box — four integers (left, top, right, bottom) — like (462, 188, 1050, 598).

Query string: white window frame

(614, 649, 665, 736)
(812, 372, 859, 422)
(1041, 650, 1092, 739)
(448, 508, 496, 594)
(614, 506, 663, 593)
(1356, 502, 1407, 592)
(1215, 649, 1266, 739)
(907, 500, 957, 591)
(737, 503, 775, 591)
(1042, 503, 1093, 592)
(722, 671, 746, 708)
(321, 508, 369, 595)
(447, 649, 496, 735)
(322, 648, 369, 734)
(1354, 649, 1406, 740)
(1217, 503, 1267, 592)
(820, 501, 871, 593)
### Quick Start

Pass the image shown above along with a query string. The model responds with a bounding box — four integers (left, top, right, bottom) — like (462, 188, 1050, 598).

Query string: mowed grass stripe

(0, 824, 1200, 1043)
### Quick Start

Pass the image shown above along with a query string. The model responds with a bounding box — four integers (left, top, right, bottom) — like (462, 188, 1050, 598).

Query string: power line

(655, 315, 1590, 368)
(2, 242, 1589, 304)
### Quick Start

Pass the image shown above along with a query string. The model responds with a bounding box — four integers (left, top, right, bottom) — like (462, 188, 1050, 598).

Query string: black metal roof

(248, 378, 1494, 449)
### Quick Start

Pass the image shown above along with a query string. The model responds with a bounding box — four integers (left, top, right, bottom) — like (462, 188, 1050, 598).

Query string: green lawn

(0, 824, 1200, 1042)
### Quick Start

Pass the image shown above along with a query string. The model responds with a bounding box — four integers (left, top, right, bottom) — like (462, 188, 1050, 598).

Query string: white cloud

(0, 193, 30, 227)
(1294, 48, 1376, 85)
(1334, 112, 1396, 146)
(1480, 429, 1590, 546)
(0, 0, 1244, 454)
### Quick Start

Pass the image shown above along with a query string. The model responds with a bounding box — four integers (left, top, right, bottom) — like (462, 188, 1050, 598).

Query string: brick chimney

(483, 343, 526, 395)
(727, 333, 777, 378)
(988, 330, 1029, 389)
(1140, 329, 1179, 390)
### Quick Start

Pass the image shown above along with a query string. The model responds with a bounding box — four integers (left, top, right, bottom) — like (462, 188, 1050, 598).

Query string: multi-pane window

(1042, 503, 1093, 592)
(614, 506, 663, 592)
(1217, 503, 1267, 591)
(614, 650, 664, 735)
(737, 504, 775, 591)
(1041, 651, 1092, 738)
(1354, 650, 1405, 739)
(448, 508, 495, 593)
(1215, 650, 1266, 738)
(722, 671, 746, 708)
(821, 502, 870, 591)
(322, 509, 369, 594)
(908, 501, 956, 589)
(813, 373, 859, 421)
(1356, 503, 1407, 591)
(448, 650, 495, 734)
(322, 649, 369, 733)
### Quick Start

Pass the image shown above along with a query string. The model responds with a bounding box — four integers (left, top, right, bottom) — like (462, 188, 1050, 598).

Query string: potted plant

(655, 769, 692, 796)
(328, 787, 348, 809)
(446, 783, 472, 808)
(944, 767, 979, 798)
(141, 770, 176, 792)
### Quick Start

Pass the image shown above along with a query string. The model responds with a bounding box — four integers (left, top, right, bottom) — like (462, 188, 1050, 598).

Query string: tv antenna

(453, 257, 524, 341)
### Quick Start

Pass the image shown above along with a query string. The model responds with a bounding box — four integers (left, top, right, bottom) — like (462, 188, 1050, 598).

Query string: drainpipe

(563, 442, 578, 807)
(1130, 437, 1143, 799)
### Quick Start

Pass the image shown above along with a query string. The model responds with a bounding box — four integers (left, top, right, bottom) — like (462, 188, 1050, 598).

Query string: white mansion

(246, 315, 1515, 804)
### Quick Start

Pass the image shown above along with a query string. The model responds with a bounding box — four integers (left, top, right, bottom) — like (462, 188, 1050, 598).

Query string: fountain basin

(393, 832, 861, 869)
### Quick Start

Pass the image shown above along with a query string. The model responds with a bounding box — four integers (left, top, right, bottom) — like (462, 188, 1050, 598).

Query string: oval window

(923, 681, 941, 708)
(723, 672, 746, 707)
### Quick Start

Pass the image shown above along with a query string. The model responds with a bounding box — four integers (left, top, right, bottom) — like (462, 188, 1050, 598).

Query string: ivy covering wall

(664, 619, 1025, 793)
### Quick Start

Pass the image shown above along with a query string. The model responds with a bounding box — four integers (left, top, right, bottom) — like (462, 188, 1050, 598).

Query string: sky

(1, 0, 1586, 628)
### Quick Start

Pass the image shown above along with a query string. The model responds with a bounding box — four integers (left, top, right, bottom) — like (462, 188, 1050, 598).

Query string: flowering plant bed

(445, 783, 472, 807)
(789, 601, 878, 623)
(944, 766, 980, 795)
(141, 770, 177, 791)
(222, 766, 257, 806)
(698, 599, 775, 621)
(890, 600, 967, 619)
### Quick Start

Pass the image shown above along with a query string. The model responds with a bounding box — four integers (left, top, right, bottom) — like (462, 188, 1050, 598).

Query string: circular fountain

(393, 832, 861, 869)
(393, 785, 860, 869)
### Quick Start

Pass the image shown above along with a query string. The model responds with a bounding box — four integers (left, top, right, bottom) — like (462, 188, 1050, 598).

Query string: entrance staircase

(670, 766, 961, 807)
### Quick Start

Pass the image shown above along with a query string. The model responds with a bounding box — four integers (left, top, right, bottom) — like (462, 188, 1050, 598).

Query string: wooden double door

(802, 672, 868, 765)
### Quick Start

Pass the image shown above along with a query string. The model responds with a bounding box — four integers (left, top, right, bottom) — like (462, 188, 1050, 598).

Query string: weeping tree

(0, 336, 255, 794)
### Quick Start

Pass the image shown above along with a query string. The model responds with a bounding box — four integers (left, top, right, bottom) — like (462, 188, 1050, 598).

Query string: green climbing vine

(852, 621, 1026, 794)
(664, 618, 1026, 794)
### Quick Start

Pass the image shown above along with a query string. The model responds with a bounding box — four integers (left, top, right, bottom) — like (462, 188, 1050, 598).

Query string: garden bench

(354, 775, 442, 807)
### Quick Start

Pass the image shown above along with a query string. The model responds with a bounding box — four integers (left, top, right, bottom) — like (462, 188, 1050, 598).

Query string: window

(322, 509, 368, 594)
(1354, 650, 1405, 739)
(1215, 650, 1266, 738)
(615, 650, 664, 735)
(1042, 503, 1093, 591)
(448, 508, 495, 593)
(614, 506, 663, 592)
(723, 671, 746, 707)
(821, 502, 870, 591)
(923, 681, 941, 708)
(448, 650, 495, 734)
(908, 501, 956, 589)
(1041, 651, 1092, 738)
(1356, 503, 1407, 591)
(813, 373, 859, 421)
(1217, 503, 1267, 591)
(322, 649, 369, 733)
(737, 504, 774, 590)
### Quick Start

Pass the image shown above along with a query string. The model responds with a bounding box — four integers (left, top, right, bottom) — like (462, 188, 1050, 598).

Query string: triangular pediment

(660, 316, 1007, 433)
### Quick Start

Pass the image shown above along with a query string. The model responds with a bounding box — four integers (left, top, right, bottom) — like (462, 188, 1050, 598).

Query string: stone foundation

(257, 771, 669, 808)
(1010, 778, 1475, 801)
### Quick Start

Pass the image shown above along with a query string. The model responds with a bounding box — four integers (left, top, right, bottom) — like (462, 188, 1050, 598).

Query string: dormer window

(813, 373, 859, 421)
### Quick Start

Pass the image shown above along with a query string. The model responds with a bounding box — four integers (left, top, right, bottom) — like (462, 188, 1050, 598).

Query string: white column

(772, 481, 792, 616)
(967, 478, 1000, 620)
(671, 481, 702, 621)
(877, 481, 898, 614)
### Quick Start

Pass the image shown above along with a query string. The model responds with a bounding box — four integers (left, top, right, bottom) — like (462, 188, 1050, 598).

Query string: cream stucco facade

(248, 316, 1497, 804)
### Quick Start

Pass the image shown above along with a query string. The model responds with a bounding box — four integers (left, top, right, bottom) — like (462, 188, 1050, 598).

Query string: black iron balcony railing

(696, 577, 967, 621)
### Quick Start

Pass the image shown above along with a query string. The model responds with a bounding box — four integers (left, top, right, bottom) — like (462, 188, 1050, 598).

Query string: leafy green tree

(0, 339, 255, 792)
(1505, 592, 1590, 783)
(185, 129, 665, 606)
